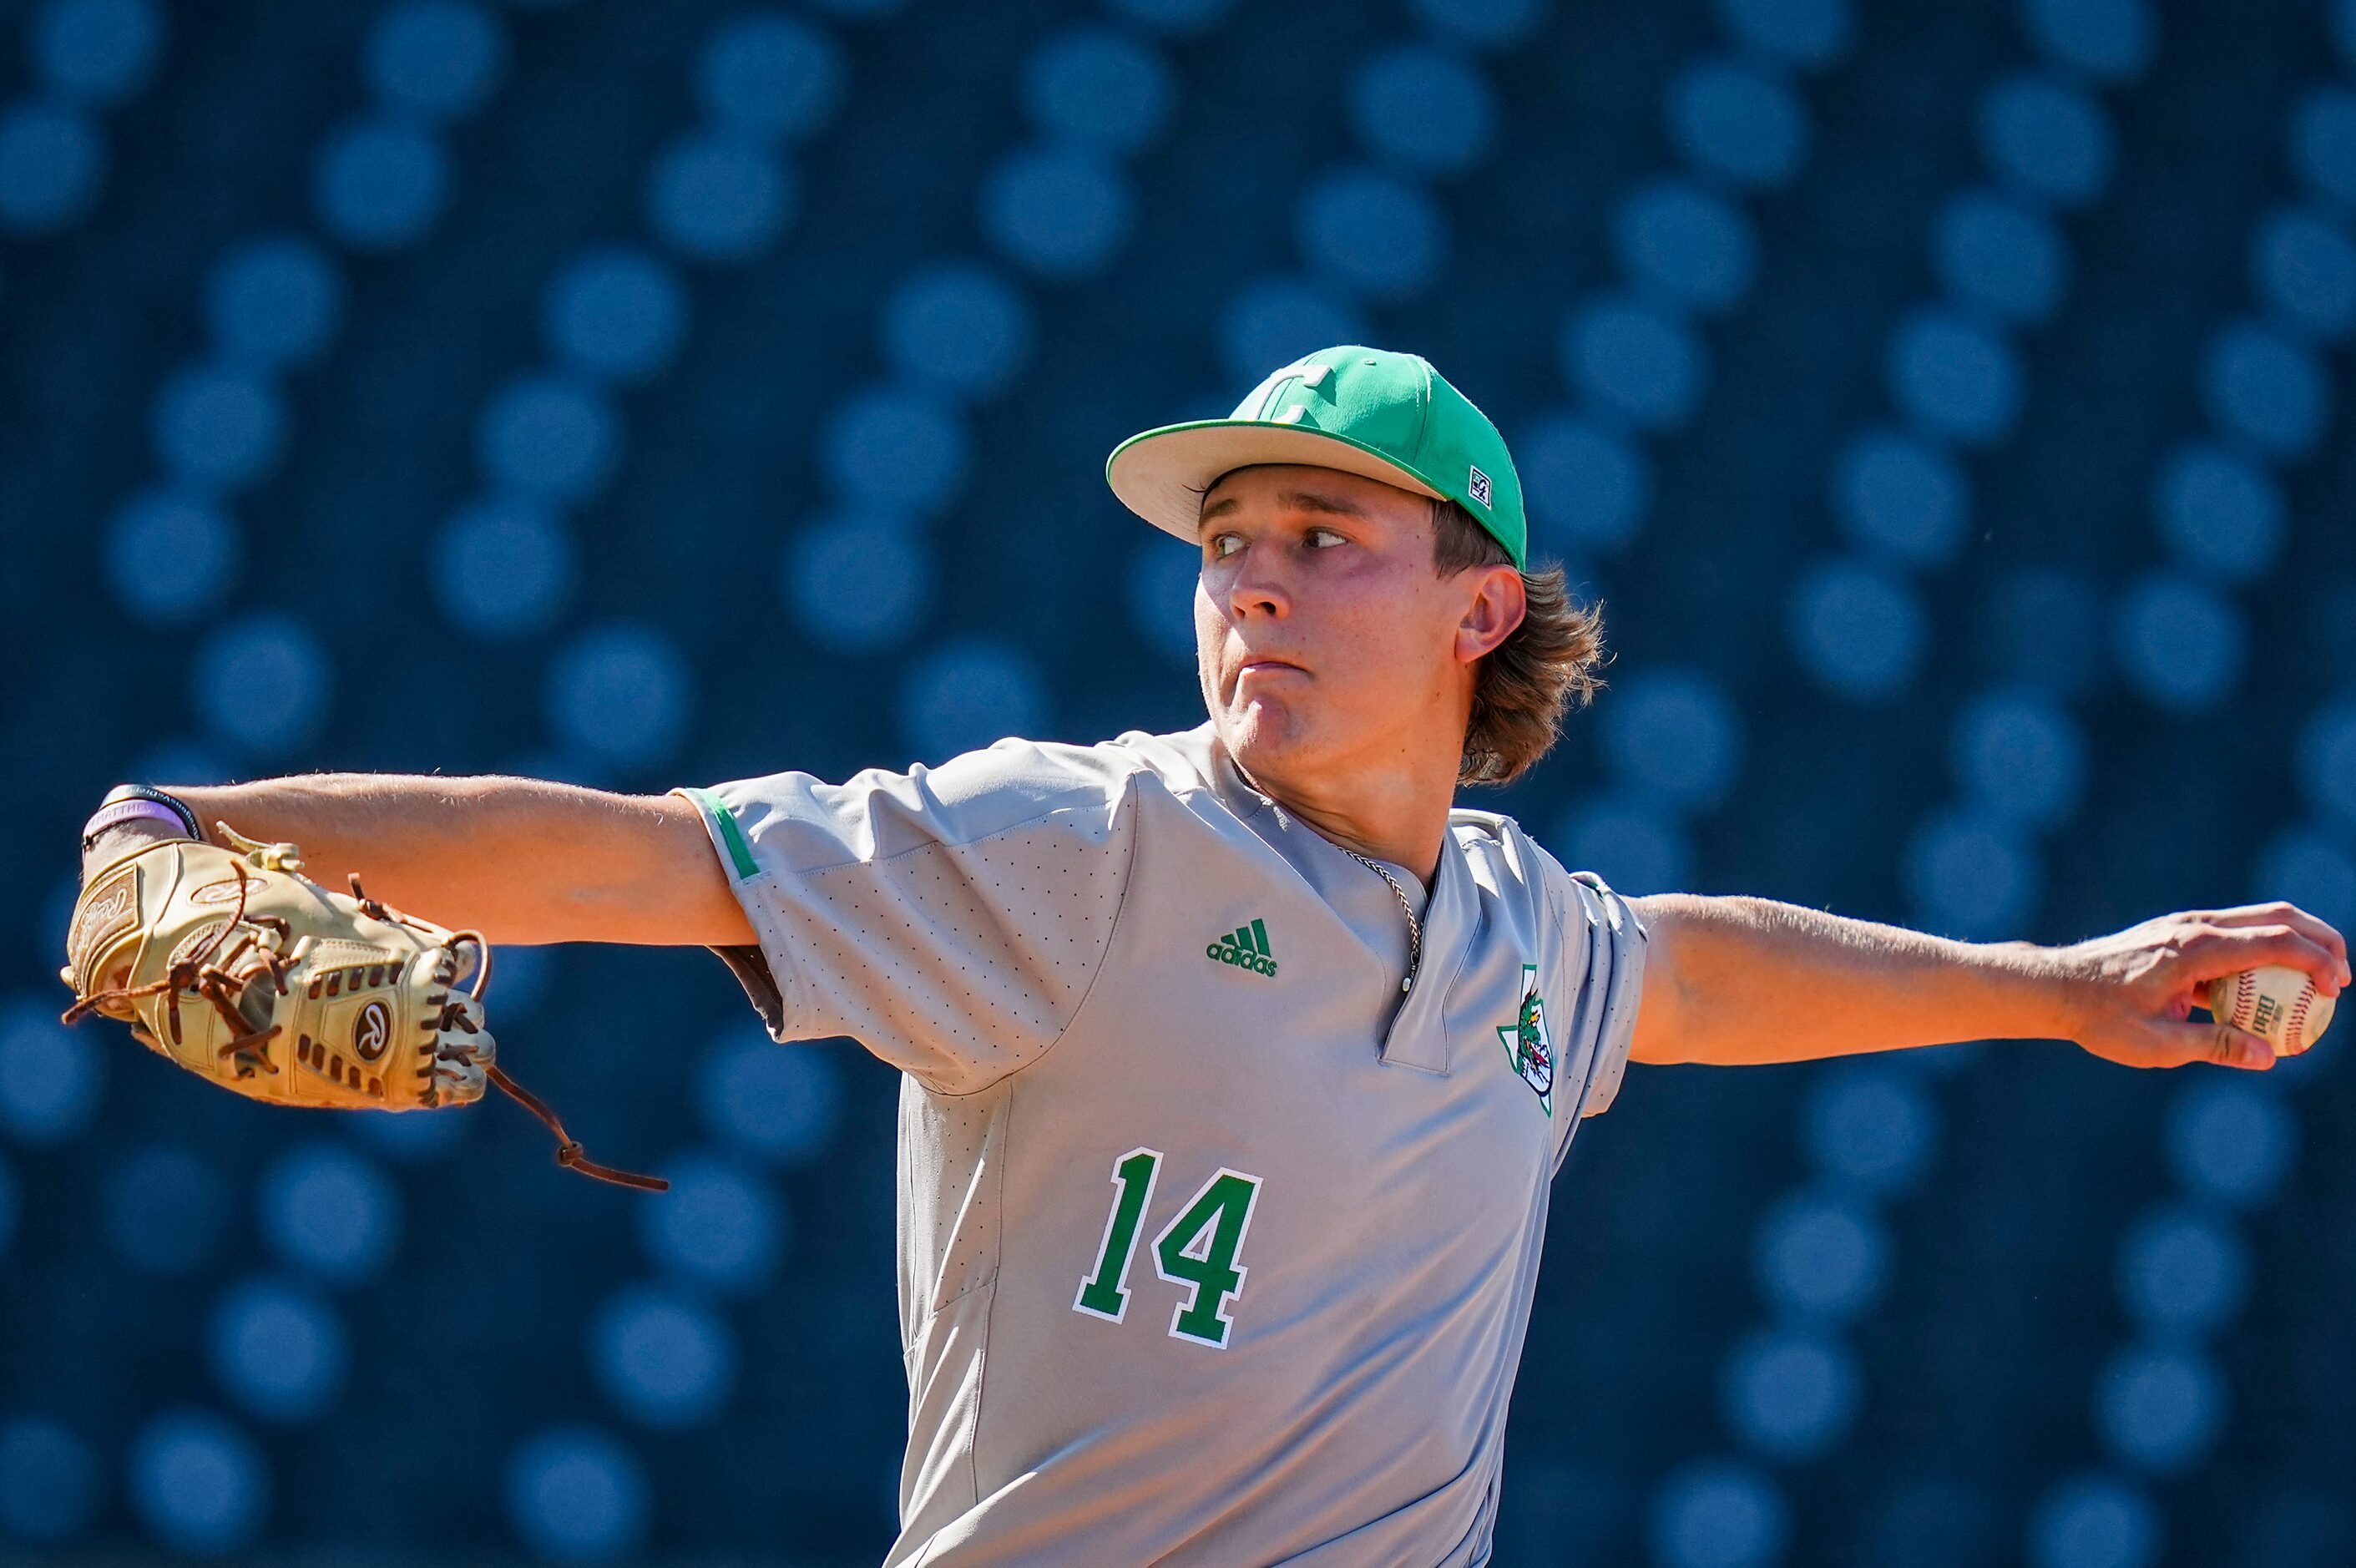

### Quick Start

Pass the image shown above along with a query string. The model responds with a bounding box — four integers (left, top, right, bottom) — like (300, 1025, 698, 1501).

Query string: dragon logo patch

(1495, 963, 1555, 1117)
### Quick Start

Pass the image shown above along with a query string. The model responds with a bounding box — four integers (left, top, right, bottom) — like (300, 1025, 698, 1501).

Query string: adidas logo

(1206, 918, 1278, 977)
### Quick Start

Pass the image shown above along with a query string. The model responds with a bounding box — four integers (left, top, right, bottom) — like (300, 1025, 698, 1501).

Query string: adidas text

(1206, 918, 1278, 978)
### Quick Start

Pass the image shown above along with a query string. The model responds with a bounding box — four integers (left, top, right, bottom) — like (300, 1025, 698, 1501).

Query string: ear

(1453, 564, 1526, 665)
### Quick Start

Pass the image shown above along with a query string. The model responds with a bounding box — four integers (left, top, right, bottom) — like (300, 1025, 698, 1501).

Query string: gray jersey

(682, 725, 1646, 1566)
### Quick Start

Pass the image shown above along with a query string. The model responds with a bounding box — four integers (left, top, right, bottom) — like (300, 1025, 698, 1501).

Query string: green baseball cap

(1105, 345, 1529, 569)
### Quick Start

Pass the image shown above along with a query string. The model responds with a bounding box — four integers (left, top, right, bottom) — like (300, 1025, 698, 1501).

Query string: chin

(1215, 701, 1317, 778)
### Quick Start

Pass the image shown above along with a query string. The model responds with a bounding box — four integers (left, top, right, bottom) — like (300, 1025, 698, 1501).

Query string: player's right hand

(2048, 902, 2349, 1071)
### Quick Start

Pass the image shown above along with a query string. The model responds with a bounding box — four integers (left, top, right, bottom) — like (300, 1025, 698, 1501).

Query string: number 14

(1072, 1148, 1262, 1349)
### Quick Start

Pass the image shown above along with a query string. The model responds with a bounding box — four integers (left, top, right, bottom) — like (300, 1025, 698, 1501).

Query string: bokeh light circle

(1295, 168, 1449, 304)
(313, 119, 450, 250)
(698, 12, 846, 146)
(646, 133, 792, 262)
(1905, 808, 2042, 939)
(206, 236, 346, 370)
(126, 1409, 269, 1557)
(1614, 180, 1757, 315)
(255, 1140, 402, 1285)
(0, 993, 108, 1147)
(208, 1277, 350, 1424)
(1347, 45, 1496, 178)
(1648, 1459, 1789, 1568)
(506, 1427, 648, 1565)
(638, 1153, 786, 1295)
(1979, 73, 2113, 208)
(192, 612, 332, 757)
(2028, 1477, 2158, 1568)
(901, 637, 1050, 762)
(1216, 278, 1367, 392)
(435, 498, 578, 640)
(0, 104, 106, 234)
(2111, 574, 2244, 713)
(696, 1030, 845, 1166)
(1787, 558, 1924, 702)
(107, 490, 240, 625)
(1522, 412, 1651, 554)
(882, 262, 1036, 402)
(820, 387, 970, 518)
(1832, 428, 1968, 568)
(543, 248, 688, 384)
(981, 145, 1135, 282)
(590, 1284, 739, 1429)
(34, 0, 166, 106)
(366, 0, 508, 124)
(1667, 58, 1809, 190)
(1024, 28, 1172, 155)
(1602, 669, 1742, 808)
(1564, 296, 1709, 431)
(1555, 796, 1694, 898)
(784, 513, 936, 655)
(544, 623, 695, 771)
(2165, 1080, 2295, 1209)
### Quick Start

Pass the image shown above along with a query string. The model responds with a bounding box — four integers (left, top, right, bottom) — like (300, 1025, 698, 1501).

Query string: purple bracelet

(81, 798, 196, 849)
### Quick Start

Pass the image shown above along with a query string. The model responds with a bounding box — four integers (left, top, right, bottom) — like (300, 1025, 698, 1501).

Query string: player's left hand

(2047, 902, 2349, 1071)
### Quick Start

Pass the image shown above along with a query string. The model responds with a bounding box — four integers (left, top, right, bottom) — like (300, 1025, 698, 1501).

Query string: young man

(78, 346, 2346, 1565)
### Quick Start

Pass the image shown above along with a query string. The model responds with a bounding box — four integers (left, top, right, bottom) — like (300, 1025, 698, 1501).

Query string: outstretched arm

(87, 775, 754, 948)
(1626, 894, 2349, 1073)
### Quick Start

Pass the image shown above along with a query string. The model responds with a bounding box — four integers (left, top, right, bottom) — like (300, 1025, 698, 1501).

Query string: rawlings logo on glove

(62, 826, 665, 1191)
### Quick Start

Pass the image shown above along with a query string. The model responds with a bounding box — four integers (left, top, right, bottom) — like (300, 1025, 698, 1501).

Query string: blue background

(4, 0, 2356, 1562)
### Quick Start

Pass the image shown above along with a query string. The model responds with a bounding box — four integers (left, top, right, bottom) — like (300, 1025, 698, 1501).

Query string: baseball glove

(61, 825, 665, 1191)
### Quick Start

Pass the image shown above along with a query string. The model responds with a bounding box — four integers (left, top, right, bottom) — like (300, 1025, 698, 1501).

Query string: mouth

(1234, 658, 1306, 681)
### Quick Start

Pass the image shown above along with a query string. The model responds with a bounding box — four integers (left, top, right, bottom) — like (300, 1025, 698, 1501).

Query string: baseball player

(67, 346, 2348, 1565)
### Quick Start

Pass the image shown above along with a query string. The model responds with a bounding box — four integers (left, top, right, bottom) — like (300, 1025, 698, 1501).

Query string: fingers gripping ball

(61, 827, 665, 1191)
(2207, 965, 2337, 1057)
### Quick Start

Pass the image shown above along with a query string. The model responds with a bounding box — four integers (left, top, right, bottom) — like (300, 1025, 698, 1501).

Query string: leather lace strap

(484, 1063, 670, 1191)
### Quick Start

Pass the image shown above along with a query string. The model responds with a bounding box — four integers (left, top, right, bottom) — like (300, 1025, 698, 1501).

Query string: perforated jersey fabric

(685, 725, 1646, 1566)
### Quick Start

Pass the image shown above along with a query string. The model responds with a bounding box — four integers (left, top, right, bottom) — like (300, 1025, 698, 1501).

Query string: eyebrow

(1196, 488, 1372, 532)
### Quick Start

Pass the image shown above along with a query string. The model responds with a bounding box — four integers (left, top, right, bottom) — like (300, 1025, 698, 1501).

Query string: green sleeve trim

(682, 787, 759, 882)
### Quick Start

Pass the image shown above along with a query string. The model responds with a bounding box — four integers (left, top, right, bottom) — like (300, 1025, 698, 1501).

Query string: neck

(1226, 741, 1457, 888)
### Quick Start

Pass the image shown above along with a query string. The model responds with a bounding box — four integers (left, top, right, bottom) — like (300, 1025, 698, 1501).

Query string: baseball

(2206, 964, 2336, 1056)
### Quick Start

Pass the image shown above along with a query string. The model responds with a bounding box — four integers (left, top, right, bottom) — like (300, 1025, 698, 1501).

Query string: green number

(1073, 1148, 1160, 1322)
(1151, 1168, 1261, 1348)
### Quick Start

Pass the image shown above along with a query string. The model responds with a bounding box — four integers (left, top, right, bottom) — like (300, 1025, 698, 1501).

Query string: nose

(1220, 544, 1290, 622)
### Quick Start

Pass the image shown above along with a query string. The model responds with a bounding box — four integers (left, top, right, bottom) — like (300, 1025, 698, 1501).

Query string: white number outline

(1150, 1166, 1262, 1349)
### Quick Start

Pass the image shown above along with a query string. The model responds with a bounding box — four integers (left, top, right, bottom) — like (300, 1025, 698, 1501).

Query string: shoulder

(705, 732, 1196, 874)
(1447, 805, 1554, 898)
(1448, 807, 1644, 934)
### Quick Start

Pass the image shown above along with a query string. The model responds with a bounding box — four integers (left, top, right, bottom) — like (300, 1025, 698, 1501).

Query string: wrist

(1979, 939, 2085, 1041)
(79, 787, 202, 881)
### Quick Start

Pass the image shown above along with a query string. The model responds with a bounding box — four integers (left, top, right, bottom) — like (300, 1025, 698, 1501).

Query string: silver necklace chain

(1229, 756, 1423, 996)
(1339, 847, 1423, 995)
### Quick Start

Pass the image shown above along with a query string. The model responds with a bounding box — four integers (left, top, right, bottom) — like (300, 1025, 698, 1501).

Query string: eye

(1208, 533, 1244, 559)
(1306, 527, 1347, 549)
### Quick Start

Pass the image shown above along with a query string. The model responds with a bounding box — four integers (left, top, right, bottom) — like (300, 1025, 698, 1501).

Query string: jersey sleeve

(1564, 870, 1647, 1119)
(676, 739, 1140, 1095)
(1549, 867, 1648, 1166)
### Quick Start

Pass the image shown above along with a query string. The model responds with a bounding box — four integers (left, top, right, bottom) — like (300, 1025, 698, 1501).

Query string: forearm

(138, 773, 749, 947)
(1628, 894, 2071, 1066)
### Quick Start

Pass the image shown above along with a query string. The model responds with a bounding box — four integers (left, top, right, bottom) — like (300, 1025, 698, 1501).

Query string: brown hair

(1432, 498, 1606, 786)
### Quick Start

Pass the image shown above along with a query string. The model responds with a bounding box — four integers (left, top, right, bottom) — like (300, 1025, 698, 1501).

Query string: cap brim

(1105, 420, 1447, 547)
